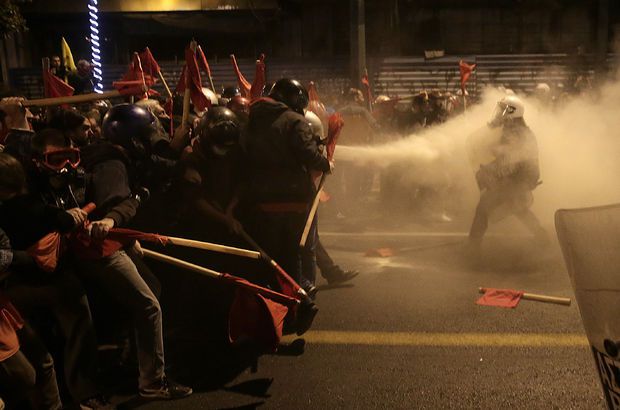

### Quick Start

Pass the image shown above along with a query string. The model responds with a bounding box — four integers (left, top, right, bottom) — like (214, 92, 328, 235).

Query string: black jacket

(80, 142, 139, 226)
(245, 98, 329, 203)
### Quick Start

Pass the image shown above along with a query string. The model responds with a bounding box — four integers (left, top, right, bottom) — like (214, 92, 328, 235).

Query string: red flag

(120, 53, 155, 87)
(196, 45, 212, 80)
(70, 227, 169, 260)
(326, 112, 344, 161)
(138, 47, 161, 78)
(361, 71, 373, 111)
(26, 203, 96, 272)
(27, 232, 62, 273)
(43, 70, 74, 99)
(228, 286, 290, 352)
(0, 293, 25, 362)
(175, 46, 210, 112)
(115, 52, 157, 98)
(476, 288, 523, 308)
(249, 54, 266, 101)
(230, 54, 251, 98)
(459, 60, 476, 92)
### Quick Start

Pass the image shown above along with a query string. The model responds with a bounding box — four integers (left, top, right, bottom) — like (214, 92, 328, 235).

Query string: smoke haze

(334, 77, 620, 227)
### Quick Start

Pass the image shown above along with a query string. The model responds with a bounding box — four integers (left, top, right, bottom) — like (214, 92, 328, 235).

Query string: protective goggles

(40, 147, 81, 171)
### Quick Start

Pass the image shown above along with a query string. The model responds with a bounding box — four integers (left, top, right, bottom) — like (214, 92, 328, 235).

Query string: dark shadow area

(315, 283, 355, 292)
(223, 378, 273, 398)
(272, 338, 305, 356)
(217, 401, 266, 410)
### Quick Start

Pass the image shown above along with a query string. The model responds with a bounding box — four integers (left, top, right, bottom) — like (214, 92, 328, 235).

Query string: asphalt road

(118, 215, 605, 409)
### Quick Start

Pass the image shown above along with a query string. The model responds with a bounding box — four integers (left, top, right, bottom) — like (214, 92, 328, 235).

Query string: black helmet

(196, 106, 240, 156)
(268, 79, 309, 115)
(222, 86, 241, 99)
(102, 104, 157, 159)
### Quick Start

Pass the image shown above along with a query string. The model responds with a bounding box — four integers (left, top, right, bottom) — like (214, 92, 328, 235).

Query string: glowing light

(88, 0, 103, 93)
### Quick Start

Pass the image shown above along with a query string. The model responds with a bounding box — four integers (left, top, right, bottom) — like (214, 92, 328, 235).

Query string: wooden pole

(181, 40, 197, 126)
(142, 248, 221, 279)
(133, 52, 148, 100)
(158, 71, 173, 98)
(299, 174, 326, 247)
(164, 236, 261, 259)
(198, 45, 216, 92)
(478, 287, 571, 306)
(23, 90, 127, 107)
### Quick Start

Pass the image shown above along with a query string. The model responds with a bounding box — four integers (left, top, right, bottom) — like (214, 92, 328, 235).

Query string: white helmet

(489, 95, 524, 127)
(191, 87, 219, 115)
(535, 83, 551, 94)
(201, 87, 219, 106)
(305, 110, 324, 139)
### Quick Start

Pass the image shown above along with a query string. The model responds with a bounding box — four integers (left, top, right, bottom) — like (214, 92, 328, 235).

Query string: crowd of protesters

(0, 74, 365, 409)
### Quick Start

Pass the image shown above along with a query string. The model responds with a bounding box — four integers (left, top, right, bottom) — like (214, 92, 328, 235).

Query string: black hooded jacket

(244, 98, 329, 203)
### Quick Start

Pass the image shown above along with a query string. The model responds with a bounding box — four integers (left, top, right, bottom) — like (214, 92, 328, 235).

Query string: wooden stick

(133, 52, 148, 100)
(181, 40, 197, 125)
(299, 174, 326, 247)
(181, 67, 191, 125)
(158, 71, 173, 98)
(142, 248, 221, 279)
(23, 90, 125, 107)
(165, 236, 260, 259)
(198, 45, 216, 92)
(478, 287, 571, 306)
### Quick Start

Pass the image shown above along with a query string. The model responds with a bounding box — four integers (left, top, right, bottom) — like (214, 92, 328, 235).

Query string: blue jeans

(76, 250, 165, 389)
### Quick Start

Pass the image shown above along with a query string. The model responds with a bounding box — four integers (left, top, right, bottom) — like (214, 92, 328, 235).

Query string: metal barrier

(8, 54, 611, 100)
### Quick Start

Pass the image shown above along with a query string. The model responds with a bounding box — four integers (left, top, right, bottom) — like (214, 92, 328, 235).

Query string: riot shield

(556, 203, 620, 409)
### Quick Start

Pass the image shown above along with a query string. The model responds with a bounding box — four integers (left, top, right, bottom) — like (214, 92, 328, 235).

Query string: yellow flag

(61, 37, 77, 77)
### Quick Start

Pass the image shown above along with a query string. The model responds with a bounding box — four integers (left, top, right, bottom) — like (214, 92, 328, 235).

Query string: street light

(88, 0, 103, 93)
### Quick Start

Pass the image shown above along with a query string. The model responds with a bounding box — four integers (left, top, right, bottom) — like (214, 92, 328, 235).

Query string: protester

(48, 108, 93, 147)
(0, 152, 112, 409)
(243, 79, 329, 328)
(0, 226, 63, 410)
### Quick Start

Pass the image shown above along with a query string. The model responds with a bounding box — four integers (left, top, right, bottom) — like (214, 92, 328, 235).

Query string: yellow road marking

(282, 331, 589, 347)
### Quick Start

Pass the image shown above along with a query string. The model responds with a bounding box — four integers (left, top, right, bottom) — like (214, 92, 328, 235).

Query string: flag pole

(23, 87, 146, 107)
(198, 45, 216, 92)
(182, 40, 197, 126)
(462, 86, 467, 112)
(300, 174, 326, 247)
(133, 52, 148, 99)
(478, 287, 571, 306)
(41, 58, 50, 98)
(158, 71, 173, 98)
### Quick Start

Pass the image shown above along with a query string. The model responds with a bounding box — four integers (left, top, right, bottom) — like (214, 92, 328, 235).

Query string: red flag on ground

(175, 46, 210, 112)
(250, 54, 266, 101)
(476, 288, 523, 308)
(43, 70, 74, 99)
(364, 247, 396, 258)
(361, 70, 373, 111)
(459, 60, 476, 92)
(230, 54, 251, 98)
